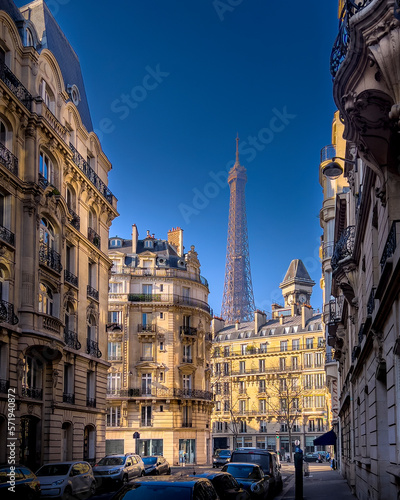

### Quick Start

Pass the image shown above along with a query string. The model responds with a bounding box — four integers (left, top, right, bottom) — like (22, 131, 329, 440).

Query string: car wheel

(63, 486, 72, 500)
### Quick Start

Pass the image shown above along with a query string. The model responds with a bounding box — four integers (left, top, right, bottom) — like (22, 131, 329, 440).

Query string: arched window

(87, 315, 96, 342)
(40, 79, 55, 113)
(39, 152, 54, 186)
(88, 208, 96, 231)
(26, 28, 34, 47)
(22, 355, 43, 393)
(39, 282, 53, 315)
(0, 269, 9, 302)
(0, 121, 5, 146)
(40, 218, 56, 249)
(65, 302, 75, 332)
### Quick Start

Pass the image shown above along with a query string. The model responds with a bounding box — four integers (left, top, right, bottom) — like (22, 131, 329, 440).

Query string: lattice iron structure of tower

(221, 137, 255, 324)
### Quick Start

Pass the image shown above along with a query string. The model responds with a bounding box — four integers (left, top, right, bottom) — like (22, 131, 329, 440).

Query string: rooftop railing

(128, 293, 213, 315)
(111, 266, 209, 287)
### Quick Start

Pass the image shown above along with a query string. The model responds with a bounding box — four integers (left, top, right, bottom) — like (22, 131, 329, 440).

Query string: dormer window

(26, 28, 34, 47)
(111, 239, 122, 247)
(144, 240, 153, 248)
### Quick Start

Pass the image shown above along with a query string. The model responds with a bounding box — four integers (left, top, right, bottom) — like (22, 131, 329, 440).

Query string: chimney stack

(168, 226, 184, 257)
(279, 315, 284, 325)
(212, 316, 225, 335)
(254, 310, 266, 333)
(235, 320, 240, 331)
(301, 304, 313, 329)
(132, 224, 138, 254)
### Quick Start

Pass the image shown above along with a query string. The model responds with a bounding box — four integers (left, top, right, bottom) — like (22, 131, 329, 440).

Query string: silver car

(92, 454, 145, 488)
(35, 461, 95, 499)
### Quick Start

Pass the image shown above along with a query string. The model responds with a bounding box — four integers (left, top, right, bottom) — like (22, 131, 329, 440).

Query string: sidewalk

(278, 464, 355, 500)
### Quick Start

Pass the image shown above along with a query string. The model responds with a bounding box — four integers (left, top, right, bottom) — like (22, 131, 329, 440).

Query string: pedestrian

(326, 452, 330, 462)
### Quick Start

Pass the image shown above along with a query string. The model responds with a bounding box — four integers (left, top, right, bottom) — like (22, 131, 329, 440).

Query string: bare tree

(265, 373, 303, 461)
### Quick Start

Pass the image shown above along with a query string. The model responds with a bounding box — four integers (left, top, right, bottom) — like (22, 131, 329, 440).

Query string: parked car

(192, 471, 251, 500)
(304, 453, 321, 463)
(229, 448, 283, 495)
(93, 454, 145, 489)
(0, 464, 41, 500)
(221, 463, 269, 499)
(142, 456, 171, 476)
(35, 461, 95, 499)
(111, 476, 220, 500)
(212, 450, 232, 468)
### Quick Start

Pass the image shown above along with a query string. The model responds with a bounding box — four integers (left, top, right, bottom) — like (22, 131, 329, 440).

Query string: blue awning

(313, 430, 337, 446)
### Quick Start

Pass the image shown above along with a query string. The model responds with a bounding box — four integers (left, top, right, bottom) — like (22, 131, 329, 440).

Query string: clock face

(299, 294, 307, 304)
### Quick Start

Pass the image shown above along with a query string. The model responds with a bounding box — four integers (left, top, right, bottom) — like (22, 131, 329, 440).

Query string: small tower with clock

(279, 259, 315, 309)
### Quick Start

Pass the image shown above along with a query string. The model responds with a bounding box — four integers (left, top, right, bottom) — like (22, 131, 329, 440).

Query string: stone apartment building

(211, 260, 330, 458)
(106, 226, 213, 465)
(325, 0, 400, 497)
(0, 0, 118, 469)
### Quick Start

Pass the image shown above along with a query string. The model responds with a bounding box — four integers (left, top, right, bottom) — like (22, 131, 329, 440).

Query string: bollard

(294, 450, 304, 500)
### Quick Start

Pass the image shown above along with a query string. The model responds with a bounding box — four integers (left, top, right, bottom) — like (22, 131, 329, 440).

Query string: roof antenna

(235, 133, 240, 166)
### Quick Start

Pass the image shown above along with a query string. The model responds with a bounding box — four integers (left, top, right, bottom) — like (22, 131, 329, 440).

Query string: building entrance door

(19, 415, 41, 471)
(179, 439, 196, 464)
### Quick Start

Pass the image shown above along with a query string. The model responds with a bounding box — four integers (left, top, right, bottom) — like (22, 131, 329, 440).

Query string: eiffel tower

(221, 136, 255, 324)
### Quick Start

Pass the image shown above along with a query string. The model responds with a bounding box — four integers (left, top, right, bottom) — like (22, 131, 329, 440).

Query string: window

(224, 346, 230, 357)
(260, 343, 267, 353)
(292, 339, 300, 350)
(241, 344, 247, 355)
(239, 420, 247, 433)
(280, 398, 287, 411)
(304, 353, 312, 367)
(259, 379, 266, 393)
(259, 359, 265, 372)
(142, 374, 152, 395)
(224, 400, 230, 412)
(109, 311, 122, 324)
(38, 282, 53, 315)
(107, 407, 121, 427)
(239, 361, 245, 373)
(215, 363, 221, 374)
(292, 377, 299, 390)
(306, 338, 314, 349)
(107, 373, 121, 395)
(144, 240, 153, 248)
(159, 372, 164, 382)
(182, 405, 191, 427)
(304, 374, 313, 389)
(280, 341, 288, 352)
(315, 352, 323, 367)
(183, 344, 192, 362)
(292, 356, 298, 369)
(39, 151, 54, 185)
(308, 420, 315, 432)
(281, 423, 288, 432)
(109, 282, 123, 293)
(318, 337, 324, 347)
(87, 315, 96, 342)
(215, 401, 221, 411)
(304, 396, 313, 408)
(260, 420, 267, 432)
(108, 342, 122, 361)
(159, 311, 164, 319)
(142, 343, 153, 360)
(293, 420, 300, 432)
(159, 341, 164, 351)
(316, 418, 323, 432)
(182, 287, 190, 301)
(239, 380, 246, 394)
(41, 79, 55, 112)
(63, 363, 74, 397)
(183, 374, 192, 390)
(292, 398, 299, 410)
(280, 378, 287, 391)
(40, 217, 55, 250)
(239, 400, 246, 414)
(142, 284, 152, 295)
(223, 382, 230, 394)
(141, 405, 152, 426)
(22, 356, 43, 392)
(315, 395, 325, 408)
(315, 373, 325, 389)
(86, 371, 95, 401)
(214, 383, 221, 395)
(279, 357, 286, 371)
(259, 399, 266, 413)
(223, 362, 229, 375)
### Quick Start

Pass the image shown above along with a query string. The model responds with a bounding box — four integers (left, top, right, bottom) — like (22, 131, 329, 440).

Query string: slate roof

(0, 0, 24, 22)
(17, 0, 93, 131)
(280, 259, 315, 287)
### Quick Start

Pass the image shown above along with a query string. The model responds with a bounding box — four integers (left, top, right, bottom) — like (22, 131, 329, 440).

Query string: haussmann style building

(106, 225, 213, 465)
(0, 0, 118, 469)
(211, 260, 331, 459)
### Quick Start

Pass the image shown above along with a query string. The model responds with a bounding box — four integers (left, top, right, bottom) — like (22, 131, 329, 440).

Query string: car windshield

(231, 453, 270, 472)
(97, 457, 125, 466)
(223, 465, 260, 479)
(219, 451, 230, 456)
(142, 457, 157, 465)
(36, 464, 71, 476)
(113, 484, 192, 500)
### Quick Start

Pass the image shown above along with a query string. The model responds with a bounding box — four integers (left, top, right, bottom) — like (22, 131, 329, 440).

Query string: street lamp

(322, 156, 356, 180)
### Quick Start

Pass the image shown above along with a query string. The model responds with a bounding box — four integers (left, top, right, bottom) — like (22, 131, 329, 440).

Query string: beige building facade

(326, 0, 400, 497)
(106, 226, 213, 465)
(0, 0, 118, 470)
(211, 260, 330, 458)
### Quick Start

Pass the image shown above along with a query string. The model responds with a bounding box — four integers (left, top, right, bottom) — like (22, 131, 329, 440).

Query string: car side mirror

(71, 468, 79, 476)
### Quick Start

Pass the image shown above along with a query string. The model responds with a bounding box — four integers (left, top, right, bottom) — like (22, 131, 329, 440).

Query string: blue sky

(21, 0, 339, 316)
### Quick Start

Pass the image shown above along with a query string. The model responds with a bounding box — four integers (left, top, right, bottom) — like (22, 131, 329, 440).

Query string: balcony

(139, 356, 154, 362)
(64, 330, 81, 350)
(180, 326, 198, 336)
(137, 324, 156, 333)
(68, 207, 80, 231)
(22, 387, 42, 400)
(88, 227, 101, 249)
(86, 338, 102, 358)
(69, 143, 115, 206)
(0, 379, 9, 393)
(38, 173, 49, 189)
(63, 393, 75, 404)
(330, 1, 373, 78)
(367, 288, 376, 316)
(39, 244, 62, 273)
(87, 285, 99, 301)
(127, 387, 213, 401)
(0, 61, 32, 110)
(0, 142, 18, 177)
(0, 300, 18, 325)
(64, 269, 78, 287)
(380, 220, 400, 270)
(86, 397, 96, 408)
(0, 224, 15, 247)
(128, 293, 213, 315)
(331, 226, 356, 272)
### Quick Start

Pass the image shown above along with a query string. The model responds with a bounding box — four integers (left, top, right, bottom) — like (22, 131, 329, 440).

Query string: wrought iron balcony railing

(64, 269, 78, 287)
(63, 393, 75, 404)
(88, 227, 101, 249)
(0, 61, 32, 110)
(22, 386, 43, 400)
(39, 244, 62, 273)
(86, 397, 96, 408)
(87, 285, 99, 301)
(0, 378, 9, 393)
(330, 1, 373, 78)
(180, 326, 198, 336)
(69, 143, 114, 205)
(108, 355, 123, 361)
(358, 323, 365, 345)
(64, 330, 81, 350)
(328, 296, 344, 324)
(182, 356, 193, 363)
(137, 324, 156, 333)
(112, 387, 213, 401)
(367, 287, 376, 316)
(380, 220, 400, 270)
(0, 142, 18, 176)
(331, 226, 356, 271)
(86, 338, 102, 358)
(68, 207, 80, 231)
(0, 300, 18, 325)
(128, 293, 213, 315)
(0, 224, 15, 246)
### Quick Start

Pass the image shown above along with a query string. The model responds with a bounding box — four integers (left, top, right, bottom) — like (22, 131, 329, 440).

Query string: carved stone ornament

(86, 303, 99, 323)
(52, 368, 59, 388)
